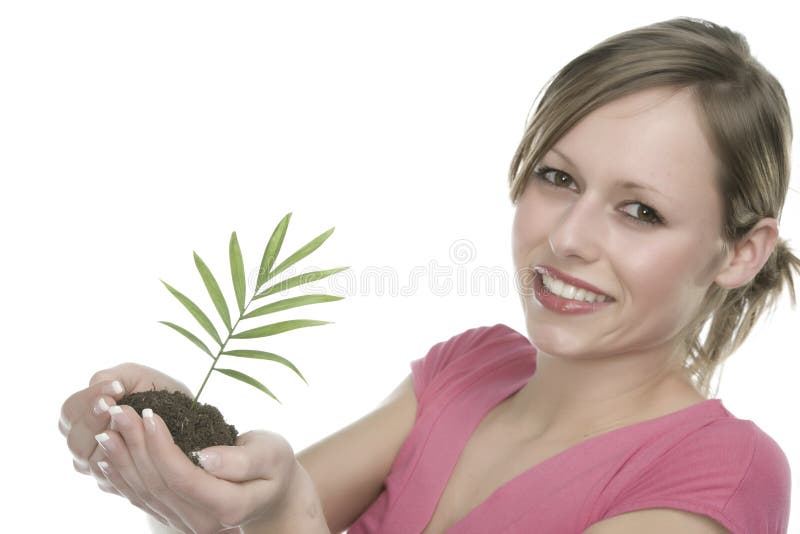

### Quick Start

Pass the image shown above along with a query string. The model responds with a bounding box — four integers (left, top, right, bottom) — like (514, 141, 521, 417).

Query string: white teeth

(541, 274, 609, 303)
(551, 277, 564, 294)
(562, 284, 576, 300)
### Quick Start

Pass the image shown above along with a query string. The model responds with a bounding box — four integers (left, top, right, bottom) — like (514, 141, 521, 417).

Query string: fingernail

(194, 450, 220, 471)
(142, 408, 155, 433)
(93, 397, 110, 415)
(108, 405, 125, 428)
(95, 432, 112, 454)
(102, 380, 125, 396)
(97, 461, 111, 476)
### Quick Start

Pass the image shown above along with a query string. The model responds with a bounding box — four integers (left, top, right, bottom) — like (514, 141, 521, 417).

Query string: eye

(532, 166, 578, 191)
(620, 202, 664, 226)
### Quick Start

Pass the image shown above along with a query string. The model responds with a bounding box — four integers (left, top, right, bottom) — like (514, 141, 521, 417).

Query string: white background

(1, 2, 798, 532)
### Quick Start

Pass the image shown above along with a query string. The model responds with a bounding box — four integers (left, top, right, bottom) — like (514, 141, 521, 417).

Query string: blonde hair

(508, 17, 800, 398)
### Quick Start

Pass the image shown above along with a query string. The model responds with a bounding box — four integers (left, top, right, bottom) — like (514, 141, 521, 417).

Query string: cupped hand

(59, 363, 194, 522)
(96, 405, 298, 533)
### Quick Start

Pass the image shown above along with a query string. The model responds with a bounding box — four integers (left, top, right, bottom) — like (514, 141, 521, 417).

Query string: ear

(714, 217, 779, 289)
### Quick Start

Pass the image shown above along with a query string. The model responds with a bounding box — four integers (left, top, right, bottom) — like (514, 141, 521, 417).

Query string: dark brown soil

(117, 388, 238, 467)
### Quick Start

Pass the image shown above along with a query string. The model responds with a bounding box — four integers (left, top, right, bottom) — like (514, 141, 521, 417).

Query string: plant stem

(192, 291, 257, 410)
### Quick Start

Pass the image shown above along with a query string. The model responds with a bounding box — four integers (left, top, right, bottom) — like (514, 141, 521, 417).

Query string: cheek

(619, 239, 712, 325)
(512, 190, 560, 264)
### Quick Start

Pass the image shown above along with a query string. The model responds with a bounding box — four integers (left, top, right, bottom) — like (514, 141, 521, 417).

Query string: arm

(295, 373, 418, 534)
(63, 364, 416, 533)
(143, 373, 416, 534)
(583, 509, 730, 533)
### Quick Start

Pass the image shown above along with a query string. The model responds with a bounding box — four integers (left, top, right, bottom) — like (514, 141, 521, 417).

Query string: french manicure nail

(97, 461, 111, 476)
(93, 397, 110, 415)
(108, 405, 124, 429)
(143, 408, 155, 433)
(95, 432, 111, 454)
(102, 380, 125, 396)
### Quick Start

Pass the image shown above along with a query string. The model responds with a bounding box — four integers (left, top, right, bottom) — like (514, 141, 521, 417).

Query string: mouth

(533, 265, 615, 304)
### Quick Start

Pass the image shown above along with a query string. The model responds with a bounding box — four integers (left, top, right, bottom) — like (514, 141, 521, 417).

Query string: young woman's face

(512, 86, 728, 360)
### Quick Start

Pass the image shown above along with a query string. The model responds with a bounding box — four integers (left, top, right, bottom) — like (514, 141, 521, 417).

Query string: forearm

(144, 462, 328, 534)
(241, 461, 331, 534)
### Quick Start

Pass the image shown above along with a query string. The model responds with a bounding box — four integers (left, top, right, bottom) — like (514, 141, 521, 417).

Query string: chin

(525, 323, 593, 360)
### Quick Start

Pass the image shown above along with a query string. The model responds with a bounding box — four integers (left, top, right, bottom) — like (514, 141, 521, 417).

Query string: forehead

(551, 86, 721, 206)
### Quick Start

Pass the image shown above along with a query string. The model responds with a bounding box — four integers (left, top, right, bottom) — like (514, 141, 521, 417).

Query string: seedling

(118, 212, 349, 463)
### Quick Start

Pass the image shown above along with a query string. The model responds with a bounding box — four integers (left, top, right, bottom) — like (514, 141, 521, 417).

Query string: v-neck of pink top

(346, 324, 791, 534)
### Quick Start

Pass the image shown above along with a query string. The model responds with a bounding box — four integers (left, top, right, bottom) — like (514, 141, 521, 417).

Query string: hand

(59, 363, 193, 524)
(95, 405, 301, 533)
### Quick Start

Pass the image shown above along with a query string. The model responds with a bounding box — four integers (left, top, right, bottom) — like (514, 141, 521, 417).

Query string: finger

(95, 461, 121, 496)
(95, 433, 164, 519)
(89, 446, 127, 496)
(66, 408, 109, 466)
(95, 459, 166, 520)
(94, 429, 148, 498)
(96, 427, 183, 528)
(61, 378, 126, 436)
(59, 415, 71, 437)
(92, 395, 117, 417)
(97, 462, 160, 517)
(62, 379, 126, 464)
(108, 406, 196, 529)
(143, 409, 266, 525)
(103, 454, 188, 532)
(86, 445, 116, 482)
(88, 368, 129, 395)
(73, 457, 90, 475)
(197, 430, 295, 483)
(65, 392, 119, 464)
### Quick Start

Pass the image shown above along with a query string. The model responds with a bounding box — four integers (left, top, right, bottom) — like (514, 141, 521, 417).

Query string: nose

(548, 195, 604, 262)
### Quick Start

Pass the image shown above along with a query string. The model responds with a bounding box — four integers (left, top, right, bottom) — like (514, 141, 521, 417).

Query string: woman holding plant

(60, 17, 798, 533)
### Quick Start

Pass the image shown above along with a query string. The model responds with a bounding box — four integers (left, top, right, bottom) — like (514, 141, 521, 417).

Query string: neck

(500, 342, 705, 442)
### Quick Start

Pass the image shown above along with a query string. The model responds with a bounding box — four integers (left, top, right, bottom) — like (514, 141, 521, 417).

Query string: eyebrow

(550, 147, 671, 200)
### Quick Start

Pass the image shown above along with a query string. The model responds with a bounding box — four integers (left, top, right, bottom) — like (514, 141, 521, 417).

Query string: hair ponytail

(683, 238, 800, 398)
(771, 239, 800, 306)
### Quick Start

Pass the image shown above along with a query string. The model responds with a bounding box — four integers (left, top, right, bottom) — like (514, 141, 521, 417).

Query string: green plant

(158, 212, 349, 408)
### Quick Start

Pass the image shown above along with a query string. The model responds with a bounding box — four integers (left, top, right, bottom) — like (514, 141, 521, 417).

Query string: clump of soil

(118, 389, 238, 467)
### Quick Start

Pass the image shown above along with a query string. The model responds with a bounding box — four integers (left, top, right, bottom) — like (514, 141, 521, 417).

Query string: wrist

(241, 460, 330, 534)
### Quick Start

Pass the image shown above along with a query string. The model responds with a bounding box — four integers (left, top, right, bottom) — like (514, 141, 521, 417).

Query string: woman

(60, 17, 798, 533)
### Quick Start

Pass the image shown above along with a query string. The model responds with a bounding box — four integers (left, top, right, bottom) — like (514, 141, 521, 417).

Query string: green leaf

(256, 213, 291, 291)
(214, 368, 280, 403)
(229, 232, 246, 315)
(254, 267, 350, 300)
(222, 349, 308, 385)
(231, 319, 331, 339)
(268, 226, 335, 282)
(241, 294, 344, 320)
(158, 321, 214, 359)
(194, 252, 232, 333)
(161, 280, 222, 346)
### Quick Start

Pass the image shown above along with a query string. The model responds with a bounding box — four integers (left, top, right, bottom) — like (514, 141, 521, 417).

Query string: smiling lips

(532, 265, 615, 314)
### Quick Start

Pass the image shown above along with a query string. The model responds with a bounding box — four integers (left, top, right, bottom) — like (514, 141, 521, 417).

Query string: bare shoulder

(583, 508, 730, 534)
(296, 373, 417, 534)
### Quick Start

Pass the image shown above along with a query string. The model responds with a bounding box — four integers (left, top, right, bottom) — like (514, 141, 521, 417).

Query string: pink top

(347, 323, 791, 533)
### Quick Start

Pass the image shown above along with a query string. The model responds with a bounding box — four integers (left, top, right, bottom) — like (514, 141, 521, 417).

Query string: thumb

(194, 430, 295, 483)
